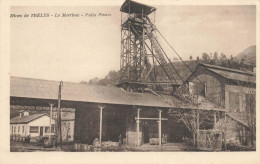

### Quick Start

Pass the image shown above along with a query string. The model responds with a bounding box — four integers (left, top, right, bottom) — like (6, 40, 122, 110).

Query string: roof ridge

(11, 76, 120, 89)
(200, 63, 254, 76)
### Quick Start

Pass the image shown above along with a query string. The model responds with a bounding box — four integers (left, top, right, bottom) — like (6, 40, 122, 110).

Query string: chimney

(19, 110, 30, 117)
(19, 110, 24, 117)
(24, 110, 30, 116)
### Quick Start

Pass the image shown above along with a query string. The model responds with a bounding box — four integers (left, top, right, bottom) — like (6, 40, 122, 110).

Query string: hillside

(234, 45, 256, 66)
(85, 46, 257, 86)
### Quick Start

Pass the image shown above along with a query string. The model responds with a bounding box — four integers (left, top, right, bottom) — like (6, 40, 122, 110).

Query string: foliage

(168, 109, 215, 145)
(169, 109, 197, 135)
(84, 48, 255, 87)
(81, 70, 120, 86)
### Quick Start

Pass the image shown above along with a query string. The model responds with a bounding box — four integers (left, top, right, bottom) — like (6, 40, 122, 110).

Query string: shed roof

(10, 76, 172, 108)
(120, 0, 156, 15)
(10, 113, 47, 124)
(10, 76, 226, 111)
(198, 63, 255, 84)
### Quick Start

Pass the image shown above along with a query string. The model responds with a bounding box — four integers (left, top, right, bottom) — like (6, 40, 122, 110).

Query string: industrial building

(9, 0, 256, 151)
(10, 110, 55, 140)
(186, 63, 256, 146)
(10, 76, 225, 150)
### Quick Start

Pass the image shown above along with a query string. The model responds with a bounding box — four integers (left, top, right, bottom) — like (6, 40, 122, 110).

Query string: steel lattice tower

(119, 0, 182, 92)
(119, 0, 157, 91)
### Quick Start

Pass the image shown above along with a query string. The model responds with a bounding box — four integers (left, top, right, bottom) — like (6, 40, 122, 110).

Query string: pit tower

(118, 0, 184, 92)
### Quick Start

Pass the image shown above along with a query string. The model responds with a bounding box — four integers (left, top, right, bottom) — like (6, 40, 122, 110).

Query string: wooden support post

(49, 103, 54, 139)
(136, 108, 141, 147)
(213, 111, 216, 129)
(158, 109, 162, 146)
(98, 105, 104, 144)
(57, 81, 63, 149)
(224, 112, 227, 151)
(196, 110, 200, 149)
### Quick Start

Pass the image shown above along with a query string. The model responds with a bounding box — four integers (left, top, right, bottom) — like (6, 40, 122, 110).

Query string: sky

(10, 4, 256, 82)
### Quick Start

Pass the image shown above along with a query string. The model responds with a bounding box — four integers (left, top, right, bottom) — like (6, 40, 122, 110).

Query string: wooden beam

(57, 81, 63, 149)
(98, 105, 105, 144)
(158, 109, 162, 146)
(49, 103, 54, 140)
(196, 110, 200, 149)
(224, 112, 227, 151)
(136, 108, 141, 147)
(213, 111, 216, 129)
(135, 117, 168, 120)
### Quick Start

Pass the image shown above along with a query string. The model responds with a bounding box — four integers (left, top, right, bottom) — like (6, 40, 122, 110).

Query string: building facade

(186, 63, 256, 146)
(10, 111, 55, 139)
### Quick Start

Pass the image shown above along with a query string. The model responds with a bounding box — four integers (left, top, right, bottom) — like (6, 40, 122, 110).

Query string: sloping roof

(159, 94, 226, 111)
(120, 0, 156, 15)
(10, 76, 172, 108)
(11, 77, 227, 111)
(226, 113, 249, 129)
(200, 63, 255, 84)
(10, 113, 47, 124)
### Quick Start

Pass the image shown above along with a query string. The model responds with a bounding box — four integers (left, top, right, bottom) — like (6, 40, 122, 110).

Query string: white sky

(11, 5, 256, 82)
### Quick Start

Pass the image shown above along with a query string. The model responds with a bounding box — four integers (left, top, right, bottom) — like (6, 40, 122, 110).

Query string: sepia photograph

(6, 0, 257, 156)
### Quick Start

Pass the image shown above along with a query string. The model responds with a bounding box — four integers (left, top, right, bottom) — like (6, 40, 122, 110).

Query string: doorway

(142, 121, 158, 144)
(40, 127, 43, 136)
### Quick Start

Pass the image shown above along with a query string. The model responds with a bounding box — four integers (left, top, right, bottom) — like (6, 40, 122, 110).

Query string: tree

(80, 81, 87, 84)
(220, 53, 226, 61)
(202, 52, 209, 61)
(230, 55, 234, 60)
(87, 77, 99, 85)
(213, 51, 218, 60)
(240, 58, 245, 65)
(189, 55, 193, 60)
(169, 109, 197, 146)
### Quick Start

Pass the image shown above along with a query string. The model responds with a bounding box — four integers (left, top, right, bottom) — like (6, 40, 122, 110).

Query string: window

(45, 127, 50, 133)
(22, 126, 24, 133)
(51, 126, 55, 133)
(29, 126, 39, 133)
(246, 94, 256, 113)
(229, 92, 240, 112)
(18, 126, 20, 133)
(14, 127, 16, 133)
(189, 82, 206, 96)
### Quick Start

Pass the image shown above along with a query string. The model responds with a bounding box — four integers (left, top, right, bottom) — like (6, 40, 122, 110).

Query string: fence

(198, 130, 222, 151)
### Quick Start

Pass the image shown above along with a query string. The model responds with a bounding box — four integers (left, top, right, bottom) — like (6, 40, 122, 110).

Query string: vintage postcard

(0, 0, 259, 163)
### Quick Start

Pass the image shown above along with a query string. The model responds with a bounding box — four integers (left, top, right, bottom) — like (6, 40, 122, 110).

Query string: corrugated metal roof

(201, 63, 254, 75)
(199, 64, 255, 83)
(10, 77, 227, 111)
(10, 76, 172, 108)
(120, 0, 156, 15)
(10, 113, 47, 124)
(206, 68, 255, 83)
(226, 113, 249, 128)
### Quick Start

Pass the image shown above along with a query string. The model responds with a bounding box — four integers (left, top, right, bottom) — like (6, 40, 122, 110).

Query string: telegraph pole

(49, 103, 55, 139)
(57, 81, 63, 149)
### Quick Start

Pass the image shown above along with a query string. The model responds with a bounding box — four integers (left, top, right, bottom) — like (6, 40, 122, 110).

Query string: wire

(155, 27, 204, 84)
(149, 32, 185, 84)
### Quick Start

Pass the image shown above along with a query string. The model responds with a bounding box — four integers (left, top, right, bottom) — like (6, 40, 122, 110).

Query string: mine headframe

(118, 0, 185, 93)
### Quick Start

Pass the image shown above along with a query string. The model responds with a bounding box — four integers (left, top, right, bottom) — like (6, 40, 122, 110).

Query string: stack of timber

(73, 141, 121, 152)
